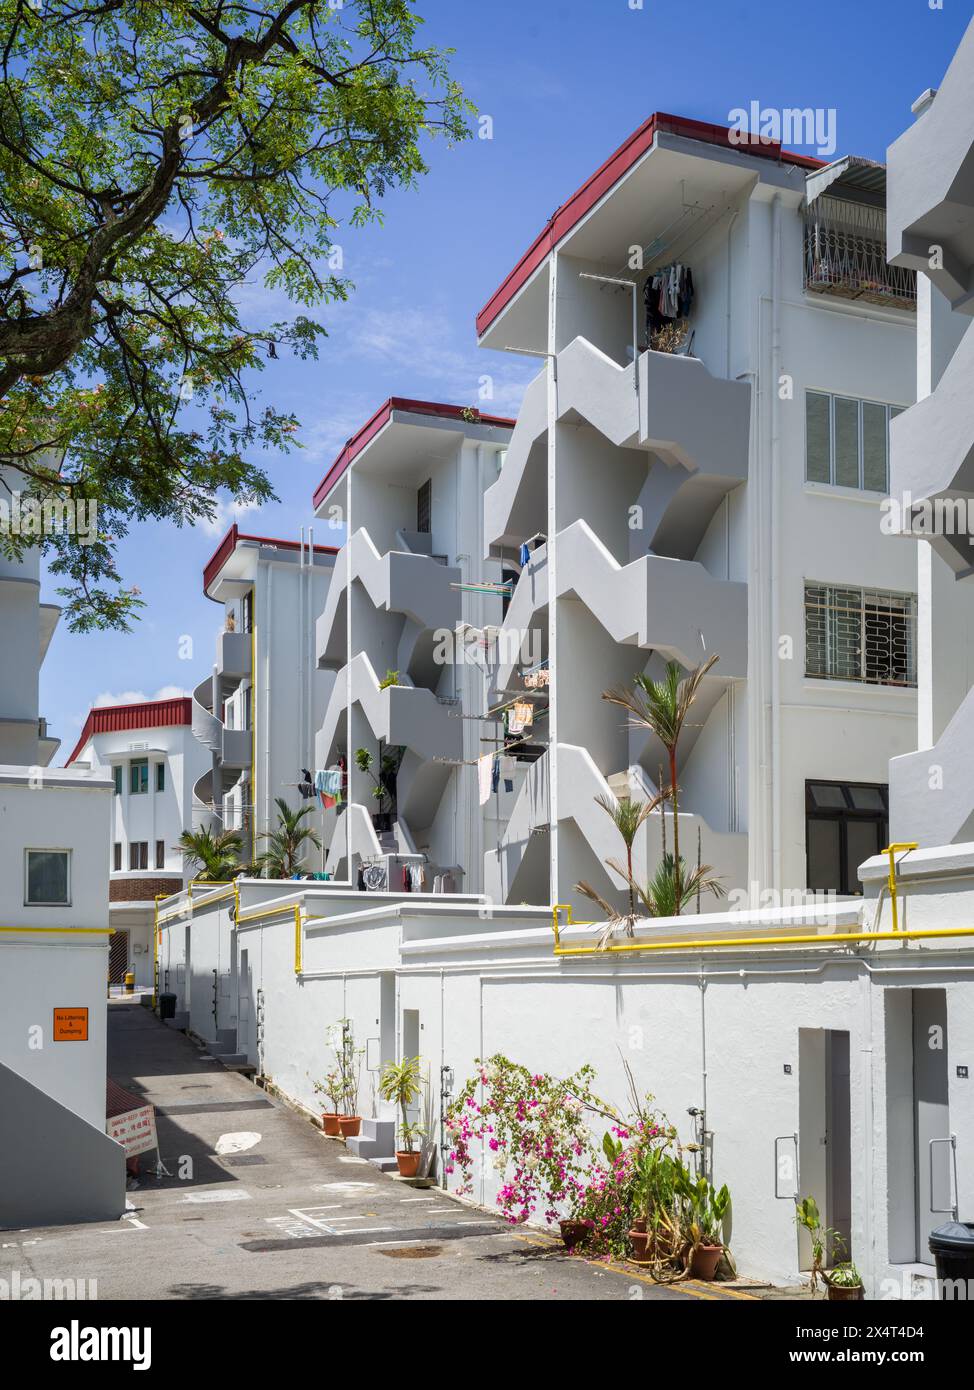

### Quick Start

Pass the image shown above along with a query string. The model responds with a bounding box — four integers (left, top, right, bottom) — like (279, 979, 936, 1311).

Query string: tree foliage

(0, 0, 468, 627)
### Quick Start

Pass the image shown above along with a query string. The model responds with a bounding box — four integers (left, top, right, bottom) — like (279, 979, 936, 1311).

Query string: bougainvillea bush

(444, 1055, 607, 1225)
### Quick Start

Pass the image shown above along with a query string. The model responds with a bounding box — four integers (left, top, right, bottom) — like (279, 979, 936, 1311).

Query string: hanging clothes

(644, 263, 694, 340)
(490, 754, 500, 795)
(500, 754, 516, 794)
(433, 874, 443, 894)
(412, 863, 427, 892)
(401, 864, 411, 893)
(478, 753, 494, 806)
(508, 701, 534, 736)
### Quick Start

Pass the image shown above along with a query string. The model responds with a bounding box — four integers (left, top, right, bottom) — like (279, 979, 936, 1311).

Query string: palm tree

(582, 789, 666, 921)
(174, 825, 243, 882)
(576, 854, 725, 949)
(603, 655, 718, 914)
(256, 796, 322, 879)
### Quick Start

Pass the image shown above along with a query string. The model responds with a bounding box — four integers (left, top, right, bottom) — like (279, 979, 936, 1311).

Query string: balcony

(887, 25, 974, 314)
(316, 654, 461, 771)
(316, 530, 460, 675)
(192, 676, 251, 769)
(216, 630, 251, 684)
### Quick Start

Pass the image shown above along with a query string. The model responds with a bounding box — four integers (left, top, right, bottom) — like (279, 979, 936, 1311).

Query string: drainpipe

(770, 194, 783, 894)
(546, 252, 560, 907)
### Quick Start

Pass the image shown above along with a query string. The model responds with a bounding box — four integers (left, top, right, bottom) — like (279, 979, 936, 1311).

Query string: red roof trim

(475, 111, 826, 338)
(312, 398, 516, 512)
(202, 523, 340, 597)
(66, 697, 193, 766)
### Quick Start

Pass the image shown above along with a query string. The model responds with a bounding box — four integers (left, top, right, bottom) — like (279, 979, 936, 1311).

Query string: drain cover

(376, 1245, 443, 1260)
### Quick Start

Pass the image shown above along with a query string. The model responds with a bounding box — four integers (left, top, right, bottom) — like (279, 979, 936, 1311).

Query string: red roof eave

(475, 112, 826, 338)
(202, 523, 340, 598)
(65, 696, 194, 767)
(311, 398, 515, 512)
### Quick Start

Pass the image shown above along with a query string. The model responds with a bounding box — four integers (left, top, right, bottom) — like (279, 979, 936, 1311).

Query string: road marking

(399, 1196, 437, 1203)
(312, 1181, 375, 1192)
(215, 1131, 262, 1155)
(181, 1189, 252, 1204)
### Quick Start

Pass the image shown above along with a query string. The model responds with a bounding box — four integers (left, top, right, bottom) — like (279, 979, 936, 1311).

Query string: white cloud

(93, 684, 190, 708)
(196, 495, 265, 537)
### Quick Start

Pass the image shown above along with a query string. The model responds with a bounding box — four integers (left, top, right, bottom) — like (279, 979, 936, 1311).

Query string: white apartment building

(193, 524, 337, 864)
(312, 398, 514, 891)
(66, 697, 208, 990)
(0, 511, 124, 1228)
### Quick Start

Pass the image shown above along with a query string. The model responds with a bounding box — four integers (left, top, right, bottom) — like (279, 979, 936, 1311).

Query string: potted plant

(379, 1055, 426, 1177)
(326, 1019, 363, 1139)
(355, 743, 403, 834)
(313, 1069, 345, 1136)
(826, 1262, 864, 1301)
(677, 1167, 730, 1280)
(795, 1195, 843, 1293)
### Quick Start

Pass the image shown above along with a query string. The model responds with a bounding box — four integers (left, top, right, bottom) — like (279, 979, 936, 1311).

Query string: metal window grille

(417, 479, 431, 534)
(803, 197, 916, 310)
(805, 584, 917, 687)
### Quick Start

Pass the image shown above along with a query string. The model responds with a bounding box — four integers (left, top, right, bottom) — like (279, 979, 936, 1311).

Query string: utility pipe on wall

(770, 193, 783, 895)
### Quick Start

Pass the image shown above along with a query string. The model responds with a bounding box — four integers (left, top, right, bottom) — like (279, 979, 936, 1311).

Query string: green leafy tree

(256, 795, 321, 878)
(0, 0, 469, 628)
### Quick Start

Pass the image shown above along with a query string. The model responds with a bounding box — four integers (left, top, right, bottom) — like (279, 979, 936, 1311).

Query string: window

(241, 589, 254, 634)
(804, 583, 917, 686)
(805, 391, 905, 493)
(241, 686, 252, 732)
(129, 841, 148, 871)
(156, 762, 165, 793)
(155, 840, 165, 870)
(113, 842, 122, 872)
(417, 479, 431, 534)
(113, 765, 122, 796)
(129, 758, 148, 795)
(806, 781, 888, 897)
(25, 849, 70, 905)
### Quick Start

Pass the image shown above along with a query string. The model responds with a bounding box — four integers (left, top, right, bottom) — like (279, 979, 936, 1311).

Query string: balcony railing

(803, 198, 916, 311)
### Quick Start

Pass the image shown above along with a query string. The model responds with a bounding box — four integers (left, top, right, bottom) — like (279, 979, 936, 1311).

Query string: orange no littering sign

(53, 1007, 89, 1042)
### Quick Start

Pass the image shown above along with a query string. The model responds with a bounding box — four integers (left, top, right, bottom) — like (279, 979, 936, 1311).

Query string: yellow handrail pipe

(550, 901, 974, 957)
(884, 842, 918, 932)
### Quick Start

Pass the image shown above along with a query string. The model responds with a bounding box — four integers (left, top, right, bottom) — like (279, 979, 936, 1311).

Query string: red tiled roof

(65, 697, 193, 766)
(311, 398, 516, 512)
(202, 522, 339, 597)
(475, 111, 826, 338)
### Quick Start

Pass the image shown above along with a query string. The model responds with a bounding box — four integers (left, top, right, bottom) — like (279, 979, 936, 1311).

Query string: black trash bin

(158, 992, 177, 1021)
(929, 1222, 974, 1298)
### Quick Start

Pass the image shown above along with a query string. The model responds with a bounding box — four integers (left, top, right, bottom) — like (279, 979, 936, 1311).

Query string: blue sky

(47, 0, 972, 759)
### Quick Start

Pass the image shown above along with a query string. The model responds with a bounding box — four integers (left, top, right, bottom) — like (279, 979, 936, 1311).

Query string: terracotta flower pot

(395, 1150, 422, 1178)
(559, 1218, 595, 1250)
(689, 1242, 723, 1281)
(629, 1229, 652, 1264)
(827, 1283, 864, 1301)
(631, 1217, 647, 1234)
(337, 1115, 362, 1139)
(321, 1112, 342, 1136)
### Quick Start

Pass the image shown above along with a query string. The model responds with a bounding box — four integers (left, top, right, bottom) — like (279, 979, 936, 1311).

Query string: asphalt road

(1, 1002, 748, 1302)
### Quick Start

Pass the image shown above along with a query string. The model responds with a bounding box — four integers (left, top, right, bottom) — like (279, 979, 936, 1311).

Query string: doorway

(109, 929, 129, 984)
(799, 1028, 852, 1267)
(913, 989, 952, 1256)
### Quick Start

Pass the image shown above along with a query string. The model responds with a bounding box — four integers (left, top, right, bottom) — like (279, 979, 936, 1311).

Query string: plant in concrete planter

(795, 1195, 844, 1292)
(313, 1069, 345, 1136)
(355, 742, 403, 833)
(379, 1055, 426, 1177)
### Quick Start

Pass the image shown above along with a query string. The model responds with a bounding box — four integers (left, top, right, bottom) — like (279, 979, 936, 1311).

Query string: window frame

(129, 758, 149, 795)
(417, 478, 432, 535)
(113, 764, 122, 796)
(155, 840, 165, 871)
(805, 780, 888, 897)
(113, 842, 122, 872)
(804, 390, 905, 495)
(129, 841, 149, 871)
(155, 761, 165, 793)
(24, 848, 71, 907)
(804, 581, 917, 688)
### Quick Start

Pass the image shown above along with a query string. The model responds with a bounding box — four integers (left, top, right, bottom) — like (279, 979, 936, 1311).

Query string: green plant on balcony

(378, 668, 401, 690)
(603, 656, 719, 916)
(355, 742, 404, 831)
(256, 796, 321, 878)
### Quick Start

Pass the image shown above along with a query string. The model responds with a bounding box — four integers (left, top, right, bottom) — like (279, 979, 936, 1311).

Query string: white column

(546, 253, 560, 905)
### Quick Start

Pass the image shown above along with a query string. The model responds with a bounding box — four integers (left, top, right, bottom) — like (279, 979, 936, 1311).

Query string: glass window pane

(26, 850, 69, 904)
(834, 397, 860, 488)
(156, 763, 165, 792)
(846, 820, 882, 892)
(809, 783, 848, 810)
(847, 785, 886, 811)
(805, 392, 832, 483)
(862, 402, 888, 492)
(113, 765, 122, 795)
(807, 820, 841, 892)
